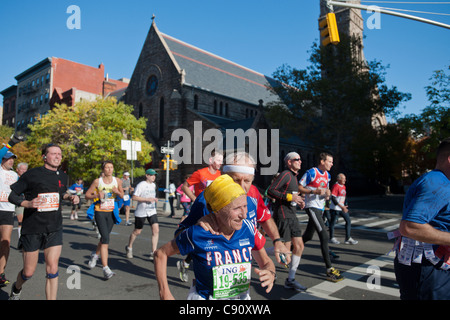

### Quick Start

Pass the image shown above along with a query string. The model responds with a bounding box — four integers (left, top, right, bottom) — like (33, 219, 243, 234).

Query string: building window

(139, 103, 143, 118)
(46, 74, 50, 83)
(146, 75, 158, 96)
(225, 103, 229, 117)
(194, 95, 198, 110)
(214, 100, 217, 114)
(159, 97, 164, 139)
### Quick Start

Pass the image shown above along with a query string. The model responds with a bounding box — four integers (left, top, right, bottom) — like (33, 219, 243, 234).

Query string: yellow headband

(204, 175, 245, 212)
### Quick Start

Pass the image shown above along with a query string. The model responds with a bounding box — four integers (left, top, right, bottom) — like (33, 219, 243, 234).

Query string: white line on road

(290, 253, 398, 300)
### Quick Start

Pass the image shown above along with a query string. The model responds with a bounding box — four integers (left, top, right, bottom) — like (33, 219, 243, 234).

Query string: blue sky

(1, 0, 449, 119)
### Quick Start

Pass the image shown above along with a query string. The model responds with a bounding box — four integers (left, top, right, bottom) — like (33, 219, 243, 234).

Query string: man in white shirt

(126, 169, 159, 260)
(0, 151, 18, 287)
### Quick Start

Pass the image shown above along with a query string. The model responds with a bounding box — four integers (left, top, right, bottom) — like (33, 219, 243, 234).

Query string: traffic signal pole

(326, 0, 450, 30)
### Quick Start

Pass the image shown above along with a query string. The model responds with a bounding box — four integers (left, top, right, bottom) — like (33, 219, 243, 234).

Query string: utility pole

(325, 0, 450, 29)
(161, 141, 174, 213)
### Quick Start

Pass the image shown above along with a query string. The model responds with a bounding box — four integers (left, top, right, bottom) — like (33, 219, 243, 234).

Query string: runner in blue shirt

(395, 137, 450, 300)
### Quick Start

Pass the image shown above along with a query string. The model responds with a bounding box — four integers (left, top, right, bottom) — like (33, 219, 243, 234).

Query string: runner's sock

(288, 254, 301, 279)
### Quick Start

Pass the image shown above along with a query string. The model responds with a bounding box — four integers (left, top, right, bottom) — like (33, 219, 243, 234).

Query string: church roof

(160, 33, 281, 106)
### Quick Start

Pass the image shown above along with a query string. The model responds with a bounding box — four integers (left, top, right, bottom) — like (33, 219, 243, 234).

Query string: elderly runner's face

(228, 172, 254, 194)
(217, 195, 247, 231)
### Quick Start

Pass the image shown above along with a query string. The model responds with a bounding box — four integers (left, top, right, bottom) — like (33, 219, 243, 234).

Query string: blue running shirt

(176, 219, 255, 299)
(402, 170, 450, 232)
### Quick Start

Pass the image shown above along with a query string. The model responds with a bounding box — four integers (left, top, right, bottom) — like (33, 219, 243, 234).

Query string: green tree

(266, 35, 411, 189)
(397, 65, 450, 175)
(27, 98, 154, 183)
(0, 126, 42, 169)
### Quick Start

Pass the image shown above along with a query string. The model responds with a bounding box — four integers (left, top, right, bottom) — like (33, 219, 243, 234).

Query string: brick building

(2, 57, 128, 132)
(0, 85, 17, 127)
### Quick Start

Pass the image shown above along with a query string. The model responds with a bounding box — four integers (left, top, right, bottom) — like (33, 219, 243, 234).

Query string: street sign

(121, 140, 142, 152)
(161, 146, 174, 154)
(121, 140, 142, 161)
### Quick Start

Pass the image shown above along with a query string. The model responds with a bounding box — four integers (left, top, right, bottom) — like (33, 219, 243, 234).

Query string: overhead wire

(352, 1, 450, 16)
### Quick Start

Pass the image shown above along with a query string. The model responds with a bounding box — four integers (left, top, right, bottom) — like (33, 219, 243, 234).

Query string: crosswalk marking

(290, 253, 399, 300)
(296, 212, 400, 234)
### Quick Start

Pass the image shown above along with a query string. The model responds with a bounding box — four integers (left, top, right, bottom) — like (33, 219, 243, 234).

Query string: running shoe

(329, 250, 340, 260)
(284, 278, 307, 291)
(103, 266, 115, 280)
(345, 238, 358, 245)
(88, 253, 98, 269)
(149, 252, 154, 261)
(0, 273, 9, 287)
(126, 246, 133, 259)
(326, 267, 344, 282)
(329, 237, 340, 244)
(176, 260, 189, 282)
(9, 283, 21, 300)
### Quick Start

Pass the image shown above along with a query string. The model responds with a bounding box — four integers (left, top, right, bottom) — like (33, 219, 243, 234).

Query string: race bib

(37, 193, 60, 212)
(212, 262, 251, 299)
(0, 191, 9, 202)
(100, 198, 115, 211)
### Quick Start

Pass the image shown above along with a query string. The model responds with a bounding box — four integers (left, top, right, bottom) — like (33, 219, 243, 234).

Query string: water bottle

(291, 191, 298, 207)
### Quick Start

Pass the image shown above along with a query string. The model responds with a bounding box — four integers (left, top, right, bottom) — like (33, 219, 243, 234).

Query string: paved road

(0, 194, 404, 301)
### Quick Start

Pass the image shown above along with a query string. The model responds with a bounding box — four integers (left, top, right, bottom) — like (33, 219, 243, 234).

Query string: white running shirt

(133, 181, 157, 217)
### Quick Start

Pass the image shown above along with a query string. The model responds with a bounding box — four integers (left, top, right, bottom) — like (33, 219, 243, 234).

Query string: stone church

(124, 18, 314, 187)
(124, 1, 386, 191)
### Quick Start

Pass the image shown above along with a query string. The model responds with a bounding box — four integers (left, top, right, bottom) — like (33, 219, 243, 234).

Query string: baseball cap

(3, 151, 17, 160)
(146, 168, 158, 175)
(123, 172, 130, 176)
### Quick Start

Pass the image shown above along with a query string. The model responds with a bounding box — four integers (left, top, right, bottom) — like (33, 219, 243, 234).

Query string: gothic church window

(146, 75, 158, 96)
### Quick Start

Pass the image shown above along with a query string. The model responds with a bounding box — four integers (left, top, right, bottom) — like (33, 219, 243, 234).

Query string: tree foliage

(265, 35, 411, 187)
(26, 98, 154, 183)
(397, 65, 450, 176)
(0, 126, 42, 169)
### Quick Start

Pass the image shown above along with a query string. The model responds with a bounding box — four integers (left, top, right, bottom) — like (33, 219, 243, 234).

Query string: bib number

(100, 198, 115, 211)
(212, 262, 251, 299)
(0, 191, 9, 202)
(37, 193, 60, 212)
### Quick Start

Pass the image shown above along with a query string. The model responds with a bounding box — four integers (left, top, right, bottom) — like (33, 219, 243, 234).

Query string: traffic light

(169, 160, 178, 170)
(161, 159, 177, 170)
(319, 13, 340, 46)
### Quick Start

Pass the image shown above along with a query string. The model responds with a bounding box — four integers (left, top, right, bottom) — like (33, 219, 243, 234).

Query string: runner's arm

(400, 220, 450, 246)
(154, 240, 180, 300)
(253, 248, 276, 293)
